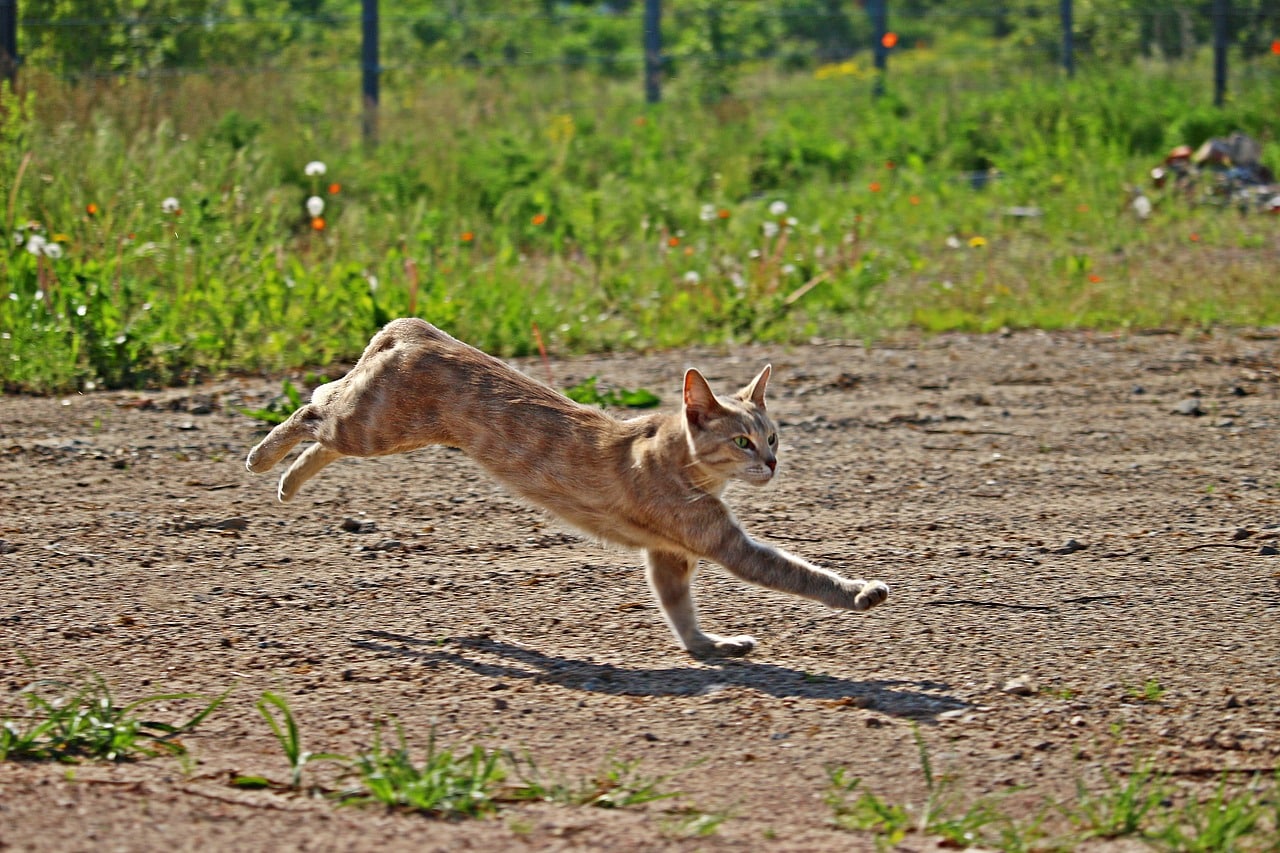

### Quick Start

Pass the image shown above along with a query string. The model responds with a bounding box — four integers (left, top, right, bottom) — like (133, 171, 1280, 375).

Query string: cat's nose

(765, 458, 777, 472)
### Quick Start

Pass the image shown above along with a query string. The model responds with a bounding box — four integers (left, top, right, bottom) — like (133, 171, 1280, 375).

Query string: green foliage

(563, 376, 660, 409)
(341, 724, 506, 818)
(0, 675, 226, 763)
(239, 378, 305, 425)
(3, 9, 1279, 393)
(508, 752, 683, 809)
(247, 690, 347, 790)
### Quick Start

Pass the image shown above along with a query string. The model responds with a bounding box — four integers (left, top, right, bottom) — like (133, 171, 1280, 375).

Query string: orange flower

(1272, 39, 1280, 55)
(885, 160, 896, 170)
(461, 231, 475, 242)
(86, 203, 99, 216)
(1088, 274, 1102, 283)
(310, 217, 325, 231)
(683, 246, 694, 256)
(532, 213, 548, 226)
(328, 183, 341, 195)
(717, 208, 731, 219)
(869, 181, 882, 193)
(881, 32, 899, 49)
(667, 236, 680, 247)
(909, 195, 921, 205)
(1189, 233, 1200, 242)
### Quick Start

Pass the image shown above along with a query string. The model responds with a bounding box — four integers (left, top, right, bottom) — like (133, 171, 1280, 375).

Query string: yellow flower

(968, 236, 987, 248)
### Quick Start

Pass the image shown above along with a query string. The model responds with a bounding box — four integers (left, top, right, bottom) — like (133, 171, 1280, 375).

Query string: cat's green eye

(733, 436, 751, 449)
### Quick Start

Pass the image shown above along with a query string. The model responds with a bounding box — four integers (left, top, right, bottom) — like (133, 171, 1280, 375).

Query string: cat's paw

(852, 579, 889, 612)
(687, 633, 757, 658)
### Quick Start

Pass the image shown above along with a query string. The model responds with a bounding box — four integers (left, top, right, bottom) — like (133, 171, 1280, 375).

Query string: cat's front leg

(645, 550, 756, 658)
(706, 527, 889, 613)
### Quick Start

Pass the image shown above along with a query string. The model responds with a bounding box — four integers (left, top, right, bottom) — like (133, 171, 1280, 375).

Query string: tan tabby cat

(246, 318, 888, 657)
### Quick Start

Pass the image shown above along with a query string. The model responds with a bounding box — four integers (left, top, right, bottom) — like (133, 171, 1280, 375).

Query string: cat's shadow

(354, 631, 966, 721)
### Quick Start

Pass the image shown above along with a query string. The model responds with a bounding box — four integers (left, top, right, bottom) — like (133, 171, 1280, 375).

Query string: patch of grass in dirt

(505, 751, 685, 810)
(828, 730, 1280, 851)
(0, 674, 226, 764)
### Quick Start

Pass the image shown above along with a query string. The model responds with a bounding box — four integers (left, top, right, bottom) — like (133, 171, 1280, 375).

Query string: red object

(1271, 39, 1279, 55)
(881, 32, 898, 49)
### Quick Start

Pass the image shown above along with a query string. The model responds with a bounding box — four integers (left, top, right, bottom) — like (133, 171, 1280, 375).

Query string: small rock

(492, 698, 509, 711)
(1171, 398, 1204, 416)
(341, 517, 377, 534)
(1053, 539, 1087, 555)
(212, 517, 249, 531)
(1002, 676, 1037, 696)
(0, 540, 16, 555)
(1259, 544, 1279, 556)
(1231, 528, 1255, 541)
(1069, 715, 1087, 727)
(1225, 694, 1241, 709)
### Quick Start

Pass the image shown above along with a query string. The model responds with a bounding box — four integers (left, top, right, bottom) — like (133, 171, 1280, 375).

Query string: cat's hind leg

(245, 404, 324, 474)
(278, 443, 344, 502)
(645, 550, 756, 658)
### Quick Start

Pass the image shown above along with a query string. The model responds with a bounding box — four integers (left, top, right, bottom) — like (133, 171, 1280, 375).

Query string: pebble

(341, 517, 377, 534)
(1002, 676, 1036, 696)
(1171, 398, 1204, 416)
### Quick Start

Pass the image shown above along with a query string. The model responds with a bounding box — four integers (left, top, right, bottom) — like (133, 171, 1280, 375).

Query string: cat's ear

(737, 364, 771, 408)
(683, 368, 723, 426)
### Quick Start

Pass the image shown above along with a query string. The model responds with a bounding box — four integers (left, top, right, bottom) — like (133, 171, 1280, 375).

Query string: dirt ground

(1, 328, 1278, 852)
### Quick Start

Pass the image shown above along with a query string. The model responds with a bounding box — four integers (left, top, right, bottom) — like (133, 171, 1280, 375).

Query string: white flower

(762, 221, 779, 239)
(785, 216, 798, 229)
(25, 234, 47, 256)
(76, 305, 87, 316)
(683, 271, 701, 284)
(43, 242, 64, 260)
(769, 200, 788, 217)
(699, 204, 716, 222)
(782, 264, 796, 276)
(162, 197, 181, 214)
(306, 195, 325, 218)
(304, 160, 327, 177)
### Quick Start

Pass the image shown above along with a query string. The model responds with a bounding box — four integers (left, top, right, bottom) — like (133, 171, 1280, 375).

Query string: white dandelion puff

(306, 195, 325, 218)
(304, 160, 327, 177)
(162, 197, 181, 214)
(769, 200, 788, 217)
(762, 221, 779, 239)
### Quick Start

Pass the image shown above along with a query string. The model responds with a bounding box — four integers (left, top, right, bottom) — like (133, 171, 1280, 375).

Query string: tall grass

(3, 50, 1278, 393)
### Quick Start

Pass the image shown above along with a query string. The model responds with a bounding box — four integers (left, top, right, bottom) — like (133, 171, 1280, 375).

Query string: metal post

(1212, 0, 1228, 106)
(643, 0, 661, 104)
(867, 0, 887, 97)
(361, 0, 379, 145)
(1060, 0, 1074, 76)
(0, 0, 17, 89)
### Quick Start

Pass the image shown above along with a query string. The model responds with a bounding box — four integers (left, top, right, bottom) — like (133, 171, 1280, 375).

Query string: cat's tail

(246, 405, 342, 501)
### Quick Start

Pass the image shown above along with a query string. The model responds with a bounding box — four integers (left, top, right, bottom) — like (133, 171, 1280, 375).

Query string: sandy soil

(1, 329, 1278, 851)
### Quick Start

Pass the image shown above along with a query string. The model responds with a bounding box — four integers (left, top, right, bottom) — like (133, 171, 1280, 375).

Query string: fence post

(1060, 0, 1074, 76)
(643, 0, 661, 104)
(1212, 0, 1228, 106)
(361, 0, 379, 145)
(0, 0, 17, 89)
(866, 0, 888, 96)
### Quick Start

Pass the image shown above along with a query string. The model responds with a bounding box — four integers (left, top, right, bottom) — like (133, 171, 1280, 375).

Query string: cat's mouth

(741, 466, 775, 485)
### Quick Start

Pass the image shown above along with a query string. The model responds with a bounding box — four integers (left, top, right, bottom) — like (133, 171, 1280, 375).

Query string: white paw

(688, 633, 757, 658)
(853, 580, 889, 611)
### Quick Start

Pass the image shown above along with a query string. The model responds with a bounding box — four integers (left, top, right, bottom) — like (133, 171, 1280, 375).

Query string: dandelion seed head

(683, 271, 701, 284)
(161, 197, 181, 214)
(762, 221, 779, 238)
(304, 161, 327, 177)
(306, 195, 325, 218)
(769, 200, 788, 217)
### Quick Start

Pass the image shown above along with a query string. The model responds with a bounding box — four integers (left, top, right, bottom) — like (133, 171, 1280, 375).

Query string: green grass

(827, 730, 1280, 851)
(0, 675, 225, 764)
(2, 43, 1278, 394)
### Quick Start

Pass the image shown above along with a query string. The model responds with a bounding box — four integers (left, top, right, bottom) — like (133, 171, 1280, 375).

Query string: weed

(243, 690, 346, 790)
(563, 376, 660, 409)
(340, 723, 505, 818)
(1063, 763, 1169, 840)
(1127, 678, 1166, 703)
(0, 675, 226, 763)
(508, 752, 682, 809)
(238, 378, 305, 426)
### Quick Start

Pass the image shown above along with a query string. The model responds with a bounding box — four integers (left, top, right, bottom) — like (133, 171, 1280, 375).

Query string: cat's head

(682, 365, 778, 487)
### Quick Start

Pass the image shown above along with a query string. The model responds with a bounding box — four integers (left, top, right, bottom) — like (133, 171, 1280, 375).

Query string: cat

(245, 317, 888, 657)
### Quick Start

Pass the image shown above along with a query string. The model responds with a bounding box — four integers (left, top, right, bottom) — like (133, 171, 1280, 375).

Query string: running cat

(245, 318, 888, 656)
